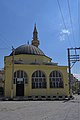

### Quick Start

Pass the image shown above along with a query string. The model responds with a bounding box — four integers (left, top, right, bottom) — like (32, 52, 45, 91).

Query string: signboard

(17, 78, 23, 82)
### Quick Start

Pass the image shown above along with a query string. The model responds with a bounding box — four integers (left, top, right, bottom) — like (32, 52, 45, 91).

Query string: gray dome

(10, 44, 45, 56)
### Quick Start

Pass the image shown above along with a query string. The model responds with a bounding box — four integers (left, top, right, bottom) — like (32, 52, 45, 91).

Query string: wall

(4, 58, 69, 97)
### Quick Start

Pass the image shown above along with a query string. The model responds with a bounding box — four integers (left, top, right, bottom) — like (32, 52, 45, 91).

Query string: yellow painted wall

(4, 55, 69, 97)
(4, 54, 51, 65)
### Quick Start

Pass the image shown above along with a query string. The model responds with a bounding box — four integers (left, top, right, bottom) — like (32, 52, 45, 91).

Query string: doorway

(14, 70, 28, 97)
(16, 84, 24, 96)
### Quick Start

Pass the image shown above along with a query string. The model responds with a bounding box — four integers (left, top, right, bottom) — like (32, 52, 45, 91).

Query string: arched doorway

(14, 70, 28, 96)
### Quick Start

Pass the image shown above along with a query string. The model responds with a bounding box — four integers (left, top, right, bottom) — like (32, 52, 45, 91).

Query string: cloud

(59, 29, 70, 41)
(61, 29, 70, 35)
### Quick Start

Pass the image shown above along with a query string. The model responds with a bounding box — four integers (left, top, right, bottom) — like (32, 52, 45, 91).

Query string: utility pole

(68, 48, 72, 96)
(68, 47, 80, 97)
(11, 46, 15, 99)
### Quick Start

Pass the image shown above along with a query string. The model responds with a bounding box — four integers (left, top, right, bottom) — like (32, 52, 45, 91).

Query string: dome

(10, 44, 45, 56)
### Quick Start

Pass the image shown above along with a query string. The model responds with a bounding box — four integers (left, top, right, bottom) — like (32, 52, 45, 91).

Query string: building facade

(0, 69, 4, 96)
(4, 25, 70, 99)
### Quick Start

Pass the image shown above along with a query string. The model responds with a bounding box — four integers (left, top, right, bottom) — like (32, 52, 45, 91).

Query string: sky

(0, 0, 80, 79)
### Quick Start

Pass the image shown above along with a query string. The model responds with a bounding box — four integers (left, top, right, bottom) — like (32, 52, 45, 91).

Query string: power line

(72, 0, 80, 78)
(67, 0, 76, 47)
(57, 0, 72, 47)
(0, 33, 11, 49)
(0, 48, 11, 50)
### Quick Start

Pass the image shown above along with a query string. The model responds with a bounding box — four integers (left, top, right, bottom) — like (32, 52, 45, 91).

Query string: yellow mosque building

(4, 25, 70, 100)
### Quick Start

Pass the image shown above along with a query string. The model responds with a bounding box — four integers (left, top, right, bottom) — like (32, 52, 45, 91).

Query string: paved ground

(0, 95, 80, 120)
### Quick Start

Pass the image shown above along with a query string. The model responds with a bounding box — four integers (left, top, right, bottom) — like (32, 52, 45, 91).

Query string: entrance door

(14, 70, 27, 97)
(16, 84, 24, 96)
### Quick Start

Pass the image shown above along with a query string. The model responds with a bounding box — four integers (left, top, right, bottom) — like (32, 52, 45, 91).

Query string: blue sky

(0, 0, 80, 78)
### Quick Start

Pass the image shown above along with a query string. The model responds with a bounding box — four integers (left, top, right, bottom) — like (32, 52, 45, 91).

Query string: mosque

(4, 24, 70, 99)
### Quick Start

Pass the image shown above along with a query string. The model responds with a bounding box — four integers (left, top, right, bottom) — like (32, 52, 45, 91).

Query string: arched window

(14, 70, 28, 84)
(49, 71, 63, 88)
(32, 70, 46, 89)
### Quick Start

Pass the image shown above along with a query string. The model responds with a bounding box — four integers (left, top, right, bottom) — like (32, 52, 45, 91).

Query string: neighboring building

(78, 81, 80, 89)
(77, 81, 80, 93)
(0, 69, 4, 96)
(4, 25, 69, 99)
(70, 74, 78, 93)
(0, 70, 4, 87)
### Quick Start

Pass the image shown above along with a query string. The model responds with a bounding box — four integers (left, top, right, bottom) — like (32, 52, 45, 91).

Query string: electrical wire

(57, 0, 80, 80)
(72, 0, 80, 79)
(0, 33, 12, 69)
(67, 0, 76, 47)
(0, 48, 11, 50)
(57, 0, 72, 47)
(0, 33, 11, 49)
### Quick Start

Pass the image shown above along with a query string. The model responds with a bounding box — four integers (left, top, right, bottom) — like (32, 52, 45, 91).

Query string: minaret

(31, 24, 40, 47)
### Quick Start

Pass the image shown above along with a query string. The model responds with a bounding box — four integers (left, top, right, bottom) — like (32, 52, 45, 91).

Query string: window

(14, 70, 28, 84)
(49, 71, 63, 88)
(32, 70, 46, 89)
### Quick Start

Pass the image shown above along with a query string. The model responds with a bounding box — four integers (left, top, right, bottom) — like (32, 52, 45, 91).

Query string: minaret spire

(31, 24, 40, 47)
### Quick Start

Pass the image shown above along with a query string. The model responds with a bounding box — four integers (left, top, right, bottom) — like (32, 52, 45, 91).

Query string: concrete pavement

(0, 95, 80, 120)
